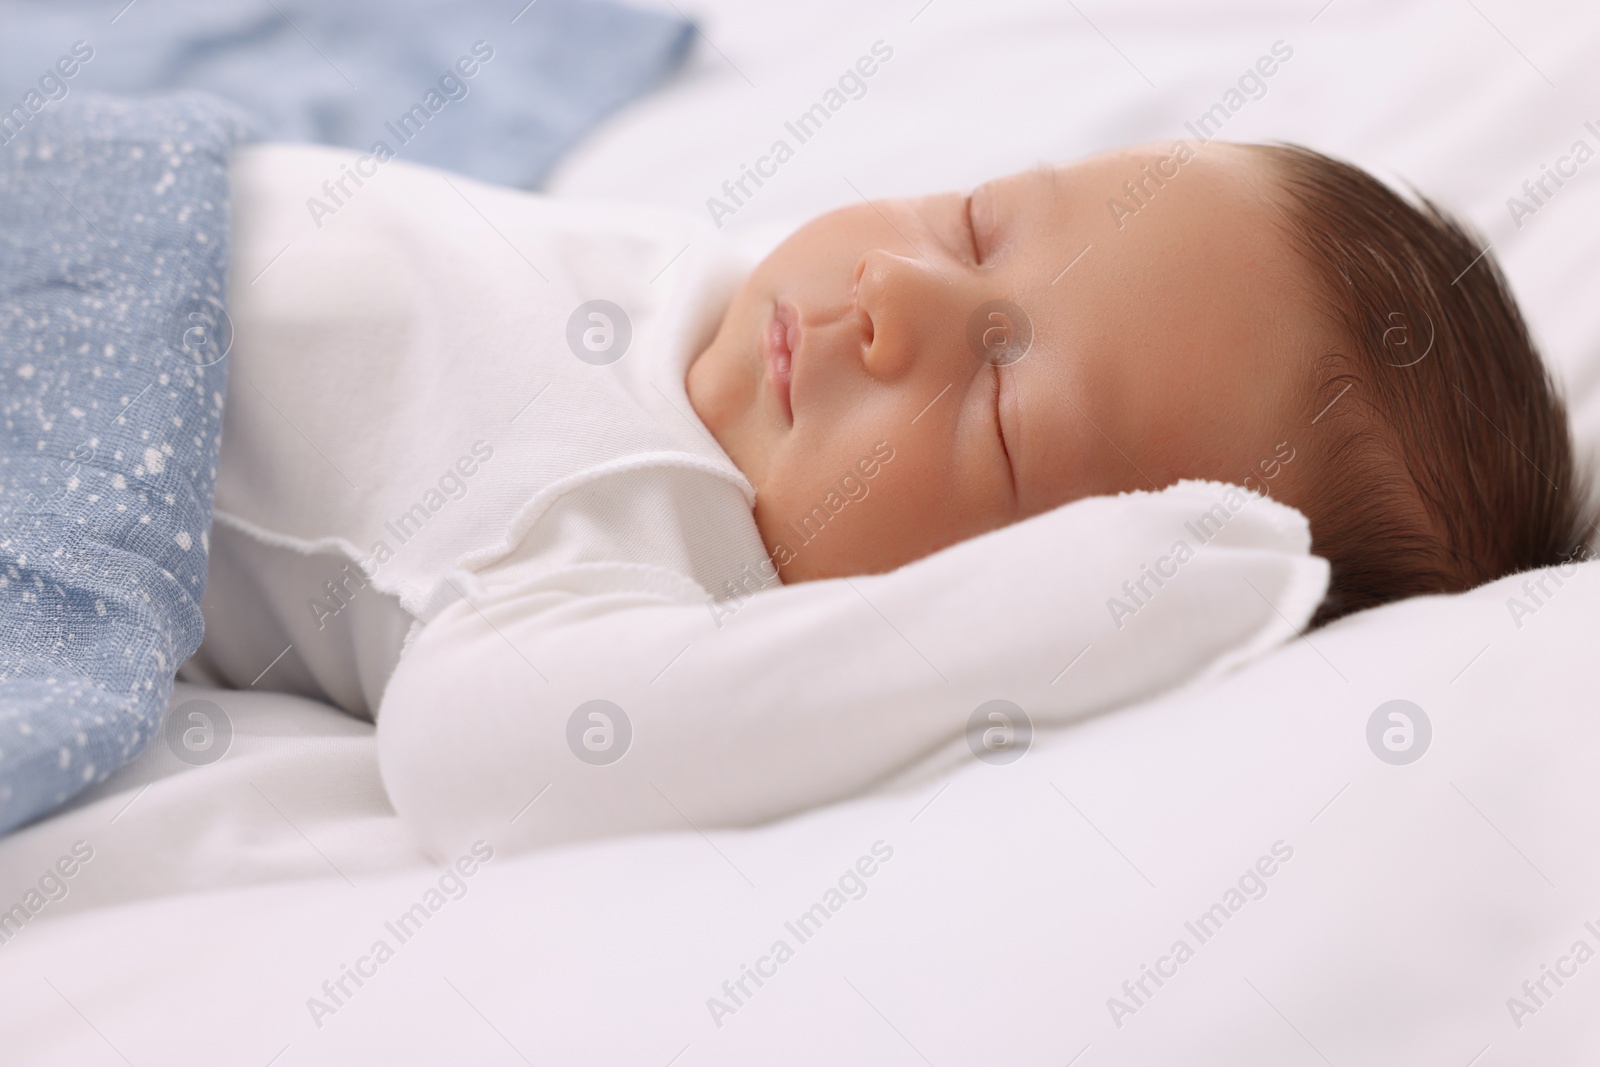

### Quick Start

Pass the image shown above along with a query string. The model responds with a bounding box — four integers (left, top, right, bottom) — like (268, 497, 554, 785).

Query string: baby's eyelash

(965, 193, 981, 264)
(993, 363, 1014, 486)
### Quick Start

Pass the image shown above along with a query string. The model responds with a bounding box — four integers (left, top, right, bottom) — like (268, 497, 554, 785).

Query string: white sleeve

(375, 482, 1329, 859)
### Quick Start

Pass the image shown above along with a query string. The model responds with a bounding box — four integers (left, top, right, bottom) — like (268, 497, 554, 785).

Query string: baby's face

(687, 142, 1315, 582)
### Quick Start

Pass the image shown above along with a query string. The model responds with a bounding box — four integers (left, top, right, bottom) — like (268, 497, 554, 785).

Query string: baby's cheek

(838, 473, 871, 502)
(688, 342, 755, 443)
(749, 448, 896, 581)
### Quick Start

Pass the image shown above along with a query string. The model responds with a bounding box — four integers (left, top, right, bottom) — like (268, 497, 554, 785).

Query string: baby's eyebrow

(1033, 160, 1059, 195)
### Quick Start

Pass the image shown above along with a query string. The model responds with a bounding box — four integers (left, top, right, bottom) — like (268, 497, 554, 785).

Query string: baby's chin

(684, 343, 728, 438)
(685, 333, 764, 474)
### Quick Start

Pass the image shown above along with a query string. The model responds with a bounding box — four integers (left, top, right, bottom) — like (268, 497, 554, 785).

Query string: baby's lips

(763, 300, 797, 423)
(781, 302, 802, 364)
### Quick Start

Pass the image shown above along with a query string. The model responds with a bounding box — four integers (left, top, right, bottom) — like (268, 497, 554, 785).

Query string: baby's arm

(376, 486, 1327, 860)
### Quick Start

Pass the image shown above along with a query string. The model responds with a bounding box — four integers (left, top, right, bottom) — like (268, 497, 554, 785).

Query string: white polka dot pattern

(0, 93, 246, 834)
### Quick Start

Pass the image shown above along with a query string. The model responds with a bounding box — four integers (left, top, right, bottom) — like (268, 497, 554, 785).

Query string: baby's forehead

(985, 143, 1293, 265)
(1026, 145, 1318, 393)
(1028, 140, 1264, 198)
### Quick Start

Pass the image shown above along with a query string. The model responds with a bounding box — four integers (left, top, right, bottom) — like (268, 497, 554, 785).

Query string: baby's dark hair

(1250, 143, 1595, 628)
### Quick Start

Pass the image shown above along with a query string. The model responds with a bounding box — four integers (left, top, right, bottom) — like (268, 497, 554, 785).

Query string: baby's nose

(854, 248, 950, 381)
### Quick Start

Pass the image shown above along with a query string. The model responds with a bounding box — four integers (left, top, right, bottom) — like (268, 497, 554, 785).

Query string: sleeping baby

(177, 137, 1588, 856)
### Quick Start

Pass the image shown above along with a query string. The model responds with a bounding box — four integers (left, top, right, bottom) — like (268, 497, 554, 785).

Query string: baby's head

(687, 140, 1593, 625)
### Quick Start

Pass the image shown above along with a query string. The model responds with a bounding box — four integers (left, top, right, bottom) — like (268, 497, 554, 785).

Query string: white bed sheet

(2, 567, 1597, 1065)
(4, 0, 1600, 1063)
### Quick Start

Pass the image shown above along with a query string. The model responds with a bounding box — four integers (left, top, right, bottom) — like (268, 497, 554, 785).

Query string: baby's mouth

(763, 300, 799, 425)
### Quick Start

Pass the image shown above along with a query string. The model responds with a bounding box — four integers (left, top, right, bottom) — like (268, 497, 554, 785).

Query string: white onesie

(183, 145, 1329, 863)
(181, 144, 772, 716)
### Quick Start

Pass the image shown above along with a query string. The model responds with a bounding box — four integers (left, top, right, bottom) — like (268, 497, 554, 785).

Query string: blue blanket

(0, 0, 694, 188)
(0, 94, 245, 835)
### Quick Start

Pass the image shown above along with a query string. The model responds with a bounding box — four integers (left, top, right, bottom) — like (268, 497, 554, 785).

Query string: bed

(3, 0, 1598, 1063)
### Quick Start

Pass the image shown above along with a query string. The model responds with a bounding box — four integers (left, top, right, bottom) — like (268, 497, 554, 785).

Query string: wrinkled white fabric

(182, 147, 1330, 860)
(380, 480, 1330, 858)
(182, 143, 771, 716)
